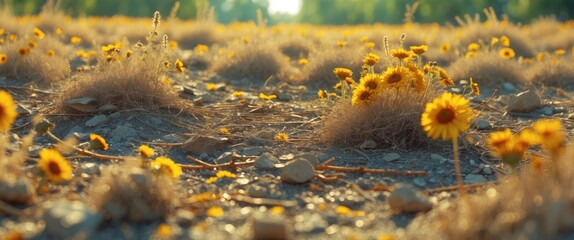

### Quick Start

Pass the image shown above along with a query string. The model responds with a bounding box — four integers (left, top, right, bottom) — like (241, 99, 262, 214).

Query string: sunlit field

(1, 0, 574, 239)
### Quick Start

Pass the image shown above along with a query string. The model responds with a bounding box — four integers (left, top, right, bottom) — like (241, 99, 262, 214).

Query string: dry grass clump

(35, 0, 97, 45)
(171, 21, 222, 50)
(527, 61, 574, 87)
(320, 87, 439, 149)
(298, 46, 367, 88)
(407, 144, 574, 240)
(88, 162, 178, 222)
(447, 52, 526, 87)
(457, 24, 535, 58)
(277, 36, 315, 59)
(211, 40, 286, 83)
(0, 37, 71, 83)
(57, 40, 186, 113)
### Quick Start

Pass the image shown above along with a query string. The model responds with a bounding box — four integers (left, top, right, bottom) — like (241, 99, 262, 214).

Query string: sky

(268, 0, 302, 15)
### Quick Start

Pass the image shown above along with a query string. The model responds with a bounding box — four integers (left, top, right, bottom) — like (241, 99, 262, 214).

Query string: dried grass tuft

(277, 36, 315, 59)
(447, 52, 526, 87)
(88, 162, 178, 222)
(527, 60, 574, 87)
(171, 21, 222, 50)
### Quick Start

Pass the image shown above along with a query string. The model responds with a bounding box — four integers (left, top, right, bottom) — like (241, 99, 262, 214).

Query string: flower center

(436, 108, 455, 124)
(365, 81, 378, 89)
(388, 73, 402, 84)
(359, 91, 371, 101)
(48, 161, 61, 175)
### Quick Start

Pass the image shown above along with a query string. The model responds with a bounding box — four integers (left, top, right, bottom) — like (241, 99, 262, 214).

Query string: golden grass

(447, 51, 526, 87)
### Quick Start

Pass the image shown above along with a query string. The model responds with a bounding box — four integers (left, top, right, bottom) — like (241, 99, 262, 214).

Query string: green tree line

(3, 0, 574, 24)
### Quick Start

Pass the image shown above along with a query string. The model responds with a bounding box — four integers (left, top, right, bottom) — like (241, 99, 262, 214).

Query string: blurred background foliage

(3, 0, 574, 24)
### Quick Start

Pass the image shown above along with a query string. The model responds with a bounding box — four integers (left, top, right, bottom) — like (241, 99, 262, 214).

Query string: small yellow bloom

(381, 66, 409, 89)
(101, 44, 117, 53)
(206, 206, 224, 217)
(467, 43, 480, 52)
(421, 92, 473, 140)
(138, 145, 154, 158)
(168, 41, 178, 49)
(359, 73, 384, 92)
(194, 44, 209, 55)
(335, 205, 351, 215)
(500, 48, 515, 59)
(470, 77, 480, 96)
(70, 36, 82, 45)
(206, 83, 217, 91)
(364, 41, 375, 49)
(298, 58, 308, 65)
(8, 34, 17, 41)
(532, 119, 565, 154)
(0, 90, 18, 131)
(259, 93, 277, 100)
(363, 53, 380, 66)
(55, 27, 63, 36)
(215, 170, 237, 178)
(440, 43, 451, 53)
(410, 45, 428, 55)
(337, 40, 348, 48)
(275, 132, 289, 142)
(270, 206, 285, 215)
(33, 27, 45, 39)
(47, 49, 56, 57)
(18, 48, 31, 56)
(490, 37, 499, 46)
(333, 67, 353, 80)
(500, 35, 510, 47)
(232, 91, 244, 98)
(175, 58, 186, 72)
(38, 149, 73, 183)
(465, 51, 478, 58)
(390, 48, 411, 59)
(150, 157, 183, 178)
(28, 40, 38, 48)
(318, 90, 328, 99)
(89, 133, 109, 151)
(351, 85, 376, 107)
(0, 54, 7, 64)
(205, 177, 218, 184)
(155, 224, 172, 237)
(219, 127, 230, 135)
(554, 49, 566, 55)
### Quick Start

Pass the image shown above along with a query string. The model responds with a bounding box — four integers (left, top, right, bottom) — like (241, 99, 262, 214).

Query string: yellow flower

(470, 77, 480, 96)
(18, 48, 31, 56)
(532, 119, 565, 154)
(491, 136, 525, 168)
(194, 44, 209, 55)
(33, 27, 45, 39)
(500, 48, 515, 59)
(381, 66, 409, 89)
(138, 145, 154, 158)
(363, 53, 380, 66)
(70, 36, 82, 45)
(55, 27, 63, 36)
(421, 92, 473, 140)
(436, 67, 454, 86)
(89, 133, 109, 151)
(8, 34, 17, 41)
(333, 67, 353, 80)
(28, 40, 38, 48)
(219, 127, 230, 135)
(500, 35, 510, 47)
(554, 49, 566, 55)
(336, 205, 351, 215)
(232, 91, 243, 98)
(359, 73, 384, 92)
(365, 42, 376, 49)
(491, 37, 499, 46)
(410, 45, 428, 55)
(467, 43, 480, 51)
(205, 177, 218, 184)
(259, 93, 277, 100)
(360, 36, 369, 43)
(150, 157, 183, 178)
(517, 128, 539, 148)
(270, 206, 285, 215)
(215, 170, 237, 178)
(168, 41, 178, 50)
(337, 40, 347, 48)
(351, 85, 376, 106)
(47, 49, 56, 57)
(101, 44, 117, 53)
(175, 59, 186, 72)
(38, 149, 73, 183)
(155, 224, 172, 237)
(0, 54, 7, 64)
(487, 129, 513, 155)
(390, 48, 411, 59)
(298, 58, 308, 65)
(344, 77, 357, 87)
(465, 51, 478, 58)
(206, 83, 217, 91)
(440, 43, 451, 53)
(275, 132, 289, 142)
(318, 89, 328, 99)
(206, 206, 224, 217)
(0, 90, 18, 131)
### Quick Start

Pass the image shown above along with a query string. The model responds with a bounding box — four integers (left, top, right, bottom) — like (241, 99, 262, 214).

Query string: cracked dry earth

(1, 71, 574, 239)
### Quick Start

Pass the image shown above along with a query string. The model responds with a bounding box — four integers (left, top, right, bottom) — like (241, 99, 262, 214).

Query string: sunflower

(138, 145, 154, 158)
(298, 58, 308, 65)
(359, 74, 384, 92)
(344, 77, 357, 87)
(491, 137, 526, 168)
(500, 35, 510, 47)
(337, 40, 347, 48)
(436, 67, 454, 86)
(421, 92, 473, 140)
(28, 40, 37, 48)
(390, 48, 411, 59)
(517, 128, 539, 148)
(491, 37, 499, 46)
(33, 27, 45, 39)
(38, 149, 73, 183)
(487, 129, 513, 155)
(18, 48, 30, 56)
(381, 66, 410, 89)
(0, 54, 7, 64)
(351, 85, 376, 106)
(318, 90, 328, 99)
(467, 43, 480, 51)
(47, 49, 56, 57)
(532, 119, 565, 154)
(440, 43, 451, 53)
(89, 133, 109, 151)
(275, 132, 289, 142)
(500, 48, 515, 59)
(150, 157, 182, 178)
(470, 78, 480, 96)
(410, 45, 428, 55)
(333, 68, 353, 80)
(363, 53, 380, 66)
(0, 91, 18, 132)
(175, 58, 186, 72)
(465, 51, 478, 58)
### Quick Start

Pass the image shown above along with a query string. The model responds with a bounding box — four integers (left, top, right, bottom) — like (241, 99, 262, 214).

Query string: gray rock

(507, 90, 543, 113)
(430, 154, 445, 161)
(503, 82, 516, 92)
(281, 159, 315, 184)
(85, 115, 108, 127)
(181, 136, 229, 154)
(483, 166, 493, 175)
(247, 184, 268, 198)
(473, 119, 491, 130)
(82, 163, 100, 175)
(383, 153, 401, 162)
(0, 178, 35, 204)
(163, 133, 185, 143)
(43, 200, 102, 239)
(198, 153, 210, 161)
(65, 126, 87, 140)
(110, 125, 137, 141)
(252, 213, 288, 240)
(297, 153, 320, 166)
(241, 147, 266, 156)
(215, 152, 235, 164)
(412, 177, 427, 187)
(359, 139, 377, 149)
(541, 106, 553, 116)
(388, 184, 433, 213)
(254, 153, 280, 169)
(464, 174, 487, 184)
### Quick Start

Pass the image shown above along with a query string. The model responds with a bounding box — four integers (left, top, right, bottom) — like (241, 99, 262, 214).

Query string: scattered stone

(254, 153, 280, 169)
(65, 126, 87, 140)
(469, 159, 476, 166)
(0, 178, 35, 204)
(277, 92, 292, 102)
(247, 184, 268, 198)
(383, 153, 401, 162)
(82, 163, 100, 175)
(483, 166, 493, 175)
(507, 90, 543, 113)
(297, 153, 320, 166)
(215, 152, 235, 164)
(412, 177, 427, 188)
(279, 154, 295, 161)
(357, 178, 373, 190)
(473, 119, 491, 130)
(85, 115, 108, 127)
(430, 154, 445, 161)
(464, 174, 487, 184)
(502, 82, 516, 92)
(149, 117, 163, 125)
(43, 200, 102, 239)
(281, 159, 315, 184)
(198, 153, 209, 161)
(97, 103, 118, 112)
(540, 106, 553, 116)
(64, 97, 98, 113)
(359, 139, 377, 149)
(388, 184, 433, 213)
(252, 213, 289, 240)
(241, 147, 266, 156)
(181, 136, 229, 154)
(110, 125, 137, 141)
(162, 134, 185, 143)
